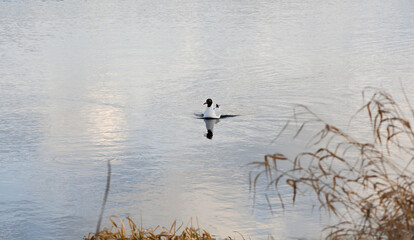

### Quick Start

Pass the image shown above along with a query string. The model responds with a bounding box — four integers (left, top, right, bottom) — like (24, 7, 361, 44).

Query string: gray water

(1, 0, 414, 239)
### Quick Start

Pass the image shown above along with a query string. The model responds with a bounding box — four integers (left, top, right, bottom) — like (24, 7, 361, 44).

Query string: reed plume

(251, 89, 414, 239)
(85, 216, 217, 240)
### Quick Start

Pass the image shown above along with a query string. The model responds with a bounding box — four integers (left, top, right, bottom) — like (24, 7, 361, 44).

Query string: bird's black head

(203, 98, 213, 107)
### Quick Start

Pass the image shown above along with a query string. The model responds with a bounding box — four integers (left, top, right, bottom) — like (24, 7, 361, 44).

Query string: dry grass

(251, 89, 414, 239)
(84, 216, 221, 240)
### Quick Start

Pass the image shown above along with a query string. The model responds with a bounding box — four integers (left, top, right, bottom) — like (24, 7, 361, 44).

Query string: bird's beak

(203, 102, 207, 105)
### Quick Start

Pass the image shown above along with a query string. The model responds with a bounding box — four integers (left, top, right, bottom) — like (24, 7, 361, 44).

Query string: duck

(203, 98, 221, 119)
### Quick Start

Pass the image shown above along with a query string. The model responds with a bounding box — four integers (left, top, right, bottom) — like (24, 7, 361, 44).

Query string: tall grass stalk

(251, 89, 414, 239)
(84, 216, 220, 240)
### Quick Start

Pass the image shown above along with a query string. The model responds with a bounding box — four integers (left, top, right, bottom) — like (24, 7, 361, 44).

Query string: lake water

(1, 0, 414, 239)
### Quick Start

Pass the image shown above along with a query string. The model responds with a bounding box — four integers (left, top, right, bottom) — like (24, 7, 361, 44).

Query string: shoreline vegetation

(251, 88, 414, 239)
(84, 216, 220, 240)
(86, 89, 413, 240)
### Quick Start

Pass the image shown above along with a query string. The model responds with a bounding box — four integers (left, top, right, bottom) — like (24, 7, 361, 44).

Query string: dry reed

(251, 89, 414, 239)
(84, 216, 219, 240)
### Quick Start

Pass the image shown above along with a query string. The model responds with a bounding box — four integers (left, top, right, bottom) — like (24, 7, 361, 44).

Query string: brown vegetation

(251, 89, 414, 239)
(84, 216, 219, 240)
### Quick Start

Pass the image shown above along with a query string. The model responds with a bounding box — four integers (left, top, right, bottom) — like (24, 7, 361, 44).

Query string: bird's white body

(203, 106, 221, 119)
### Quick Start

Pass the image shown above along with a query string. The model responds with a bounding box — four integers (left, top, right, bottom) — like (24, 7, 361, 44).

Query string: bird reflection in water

(204, 119, 220, 139)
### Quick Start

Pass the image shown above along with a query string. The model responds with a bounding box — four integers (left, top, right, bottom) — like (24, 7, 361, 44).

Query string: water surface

(1, 0, 414, 239)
